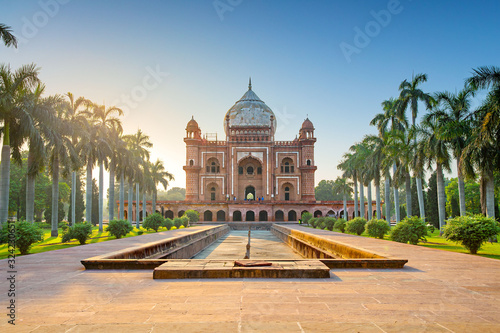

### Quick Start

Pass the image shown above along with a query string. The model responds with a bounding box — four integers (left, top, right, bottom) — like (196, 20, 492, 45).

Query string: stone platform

(153, 259, 331, 279)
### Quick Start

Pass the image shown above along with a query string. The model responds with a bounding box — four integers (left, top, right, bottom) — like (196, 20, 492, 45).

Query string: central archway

(245, 186, 255, 200)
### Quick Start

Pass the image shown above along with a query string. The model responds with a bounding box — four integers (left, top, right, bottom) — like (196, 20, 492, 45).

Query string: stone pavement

(1, 225, 500, 332)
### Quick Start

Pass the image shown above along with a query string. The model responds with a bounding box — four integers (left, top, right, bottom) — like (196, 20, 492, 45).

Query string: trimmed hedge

(106, 219, 133, 239)
(390, 216, 427, 245)
(0, 221, 44, 255)
(143, 213, 164, 232)
(62, 222, 92, 245)
(365, 219, 390, 239)
(334, 218, 347, 233)
(443, 215, 500, 254)
(345, 217, 367, 235)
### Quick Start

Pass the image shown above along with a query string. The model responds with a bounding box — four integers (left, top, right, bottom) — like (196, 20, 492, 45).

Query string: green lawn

(0, 225, 185, 260)
(305, 224, 500, 260)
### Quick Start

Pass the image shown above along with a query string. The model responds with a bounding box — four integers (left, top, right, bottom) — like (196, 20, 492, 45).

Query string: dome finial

(248, 77, 252, 90)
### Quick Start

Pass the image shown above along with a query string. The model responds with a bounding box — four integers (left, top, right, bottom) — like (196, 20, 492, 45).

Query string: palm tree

(399, 73, 434, 220)
(45, 97, 78, 237)
(415, 112, 452, 234)
(384, 129, 414, 217)
(63, 93, 91, 225)
(0, 24, 17, 48)
(350, 142, 371, 219)
(370, 98, 407, 223)
(149, 159, 174, 213)
(0, 63, 39, 225)
(363, 134, 388, 221)
(91, 103, 122, 231)
(107, 128, 127, 222)
(434, 85, 475, 216)
(123, 129, 152, 227)
(338, 152, 358, 219)
(463, 66, 500, 219)
(332, 177, 352, 220)
(19, 85, 56, 223)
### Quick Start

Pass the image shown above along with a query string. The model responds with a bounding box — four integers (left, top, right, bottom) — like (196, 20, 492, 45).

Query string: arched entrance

(246, 211, 255, 221)
(288, 210, 297, 221)
(233, 211, 242, 221)
(165, 210, 174, 219)
(217, 210, 226, 221)
(327, 210, 335, 217)
(245, 186, 255, 200)
(275, 210, 284, 221)
(178, 210, 185, 217)
(259, 210, 268, 221)
(204, 210, 213, 222)
(314, 210, 322, 217)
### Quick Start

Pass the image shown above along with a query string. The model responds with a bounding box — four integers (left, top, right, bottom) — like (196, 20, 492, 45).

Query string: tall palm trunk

(416, 176, 425, 220)
(0, 124, 11, 225)
(135, 182, 140, 228)
(359, 180, 365, 219)
(484, 170, 496, 219)
(457, 160, 466, 216)
(152, 189, 157, 214)
(384, 173, 391, 226)
(405, 172, 412, 217)
(119, 170, 124, 220)
(71, 171, 76, 225)
(367, 181, 372, 220)
(98, 161, 104, 232)
(128, 179, 133, 223)
(393, 163, 400, 223)
(108, 161, 115, 221)
(343, 193, 347, 221)
(85, 157, 93, 223)
(375, 177, 381, 219)
(26, 149, 35, 223)
(142, 191, 147, 222)
(51, 155, 59, 237)
(436, 163, 446, 235)
(353, 177, 358, 218)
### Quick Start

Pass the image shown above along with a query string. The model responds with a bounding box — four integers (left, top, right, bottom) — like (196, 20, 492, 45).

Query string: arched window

(257, 167, 262, 175)
(189, 159, 194, 166)
(307, 159, 311, 166)
(284, 186, 290, 201)
(280, 158, 294, 173)
(238, 166, 243, 174)
(247, 166, 254, 175)
(206, 158, 220, 173)
(210, 187, 216, 201)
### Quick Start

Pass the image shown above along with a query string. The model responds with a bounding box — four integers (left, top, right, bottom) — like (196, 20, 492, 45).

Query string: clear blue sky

(1, 0, 499, 189)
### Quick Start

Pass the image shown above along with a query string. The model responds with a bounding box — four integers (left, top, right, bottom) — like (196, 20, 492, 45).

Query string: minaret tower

(299, 118, 317, 201)
(184, 116, 202, 201)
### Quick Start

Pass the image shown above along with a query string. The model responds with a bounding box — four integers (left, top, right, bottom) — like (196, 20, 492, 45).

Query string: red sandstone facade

(123, 81, 374, 222)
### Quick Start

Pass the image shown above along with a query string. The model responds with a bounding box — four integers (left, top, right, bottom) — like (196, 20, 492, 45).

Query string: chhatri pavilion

(124, 80, 370, 222)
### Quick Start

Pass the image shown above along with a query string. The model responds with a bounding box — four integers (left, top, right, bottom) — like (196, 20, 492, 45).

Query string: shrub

(308, 217, 317, 228)
(183, 210, 199, 223)
(173, 217, 183, 229)
(137, 230, 144, 235)
(316, 217, 326, 229)
(142, 213, 164, 232)
(106, 219, 133, 239)
(345, 217, 367, 235)
(163, 218, 173, 230)
(62, 222, 92, 245)
(365, 219, 390, 239)
(301, 212, 313, 225)
(324, 217, 336, 231)
(390, 216, 427, 245)
(181, 216, 189, 228)
(58, 221, 68, 229)
(443, 215, 500, 254)
(334, 218, 347, 233)
(426, 224, 435, 234)
(0, 221, 44, 255)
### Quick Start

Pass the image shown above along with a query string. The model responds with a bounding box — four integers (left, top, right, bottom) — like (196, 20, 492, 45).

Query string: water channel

(192, 230, 304, 260)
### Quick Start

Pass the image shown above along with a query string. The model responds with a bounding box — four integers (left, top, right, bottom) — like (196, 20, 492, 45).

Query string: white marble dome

(224, 80, 277, 134)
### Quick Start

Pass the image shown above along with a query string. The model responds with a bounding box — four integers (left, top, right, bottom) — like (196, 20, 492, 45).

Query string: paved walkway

(1, 225, 499, 332)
